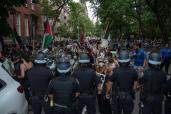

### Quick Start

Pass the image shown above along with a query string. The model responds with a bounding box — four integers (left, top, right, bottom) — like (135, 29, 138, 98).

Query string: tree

(41, 0, 55, 18)
(95, 22, 103, 37)
(49, 0, 71, 30)
(90, 0, 171, 40)
(145, 0, 171, 41)
(94, 0, 138, 38)
(0, 0, 25, 36)
(68, 2, 95, 39)
(57, 24, 70, 38)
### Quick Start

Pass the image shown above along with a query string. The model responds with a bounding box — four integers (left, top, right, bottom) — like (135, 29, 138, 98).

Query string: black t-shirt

(142, 68, 166, 95)
(27, 66, 53, 94)
(109, 66, 138, 93)
(166, 79, 171, 93)
(48, 76, 80, 106)
(72, 67, 101, 95)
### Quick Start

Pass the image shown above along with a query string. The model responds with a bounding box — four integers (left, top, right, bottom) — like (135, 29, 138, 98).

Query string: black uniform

(164, 78, 171, 114)
(72, 67, 100, 114)
(27, 65, 53, 114)
(48, 74, 80, 114)
(141, 68, 166, 114)
(109, 66, 138, 114)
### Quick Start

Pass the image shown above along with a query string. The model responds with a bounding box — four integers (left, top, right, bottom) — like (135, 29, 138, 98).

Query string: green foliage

(0, 0, 25, 36)
(95, 22, 103, 37)
(146, 0, 171, 40)
(91, 0, 171, 39)
(57, 24, 70, 38)
(41, 0, 55, 17)
(68, 2, 95, 39)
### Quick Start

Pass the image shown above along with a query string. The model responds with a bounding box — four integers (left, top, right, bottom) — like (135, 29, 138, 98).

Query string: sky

(73, 0, 79, 2)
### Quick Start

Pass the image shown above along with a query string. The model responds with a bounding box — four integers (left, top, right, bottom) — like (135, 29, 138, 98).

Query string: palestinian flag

(42, 19, 53, 49)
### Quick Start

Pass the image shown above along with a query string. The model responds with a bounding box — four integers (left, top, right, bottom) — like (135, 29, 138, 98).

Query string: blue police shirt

(160, 48, 171, 60)
(134, 48, 145, 67)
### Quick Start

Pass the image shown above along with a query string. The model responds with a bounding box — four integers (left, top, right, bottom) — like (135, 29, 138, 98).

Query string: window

(32, 0, 39, 3)
(64, 16, 66, 20)
(16, 13, 21, 36)
(25, 3, 28, 7)
(0, 79, 6, 91)
(0, 82, 3, 89)
(24, 16, 29, 37)
(31, 0, 35, 10)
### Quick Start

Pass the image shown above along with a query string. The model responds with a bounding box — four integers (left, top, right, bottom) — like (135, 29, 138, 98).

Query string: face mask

(73, 56, 77, 59)
(67, 55, 71, 59)
(99, 62, 104, 67)
(100, 53, 104, 57)
(110, 63, 116, 69)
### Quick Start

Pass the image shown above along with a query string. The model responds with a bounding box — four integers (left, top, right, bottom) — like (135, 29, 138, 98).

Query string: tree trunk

(145, 0, 168, 42)
(155, 13, 168, 42)
(52, 8, 62, 31)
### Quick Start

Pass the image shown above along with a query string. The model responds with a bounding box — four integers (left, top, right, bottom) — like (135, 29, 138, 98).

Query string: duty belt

(54, 103, 69, 109)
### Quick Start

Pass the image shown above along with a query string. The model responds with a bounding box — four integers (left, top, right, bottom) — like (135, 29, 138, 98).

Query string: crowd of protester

(0, 36, 171, 114)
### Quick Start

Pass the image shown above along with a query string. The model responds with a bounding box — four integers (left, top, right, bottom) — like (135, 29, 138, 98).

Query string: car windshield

(0, 79, 6, 91)
(1, 61, 14, 76)
(0, 82, 3, 89)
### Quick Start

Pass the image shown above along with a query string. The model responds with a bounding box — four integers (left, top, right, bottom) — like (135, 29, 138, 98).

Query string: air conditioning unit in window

(31, 3, 34, 10)
(25, 3, 28, 7)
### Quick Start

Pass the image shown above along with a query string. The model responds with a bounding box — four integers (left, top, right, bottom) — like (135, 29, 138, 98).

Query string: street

(28, 93, 165, 114)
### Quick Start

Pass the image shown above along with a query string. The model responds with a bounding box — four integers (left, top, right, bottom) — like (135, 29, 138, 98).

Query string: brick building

(8, 0, 43, 39)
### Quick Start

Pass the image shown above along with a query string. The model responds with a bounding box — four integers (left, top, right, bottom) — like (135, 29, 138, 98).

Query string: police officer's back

(107, 49, 138, 114)
(72, 53, 100, 114)
(140, 51, 166, 114)
(164, 78, 171, 114)
(27, 52, 53, 114)
(48, 58, 80, 114)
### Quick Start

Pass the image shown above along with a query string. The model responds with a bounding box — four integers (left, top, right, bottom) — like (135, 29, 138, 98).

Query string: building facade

(58, 6, 70, 26)
(8, 0, 43, 39)
(52, 5, 70, 34)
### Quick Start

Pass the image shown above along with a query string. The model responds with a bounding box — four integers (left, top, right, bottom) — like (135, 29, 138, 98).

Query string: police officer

(160, 43, 171, 74)
(27, 52, 53, 114)
(140, 51, 166, 114)
(48, 58, 80, 114)
(106, 49, 138, 114)
(72, 53, 101, 114)
(164, 78, 171, 114)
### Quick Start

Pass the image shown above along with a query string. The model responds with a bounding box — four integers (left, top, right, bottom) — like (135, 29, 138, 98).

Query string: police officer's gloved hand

(103, 93, 110, 100)
(106, 94, 110, 100)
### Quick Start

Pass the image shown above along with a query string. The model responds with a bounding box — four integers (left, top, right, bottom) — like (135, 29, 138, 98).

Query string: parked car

(0, 63, 28, 114)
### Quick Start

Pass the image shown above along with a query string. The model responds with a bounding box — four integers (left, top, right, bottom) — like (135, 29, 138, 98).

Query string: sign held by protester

(100, 39, 108, 48)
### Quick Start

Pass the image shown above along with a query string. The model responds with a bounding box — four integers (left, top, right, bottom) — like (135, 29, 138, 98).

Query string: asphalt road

(28, 92, 166, 114)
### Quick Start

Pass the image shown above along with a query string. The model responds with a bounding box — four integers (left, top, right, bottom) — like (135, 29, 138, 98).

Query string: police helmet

(78, 53, 90, 63)
(34, 52, 46, 64)
(148, 51, 161, 65)
(118, 49, 130, 63)
(57, 58, 71, 73)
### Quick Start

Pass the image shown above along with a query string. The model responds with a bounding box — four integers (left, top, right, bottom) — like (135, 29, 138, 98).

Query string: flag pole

(42, 16, 46, 50)
(42, 34, 46, 50)
(49, 20, 53, 41)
